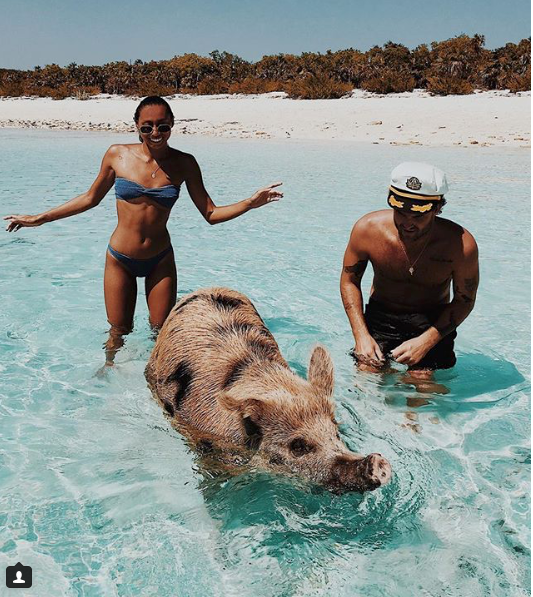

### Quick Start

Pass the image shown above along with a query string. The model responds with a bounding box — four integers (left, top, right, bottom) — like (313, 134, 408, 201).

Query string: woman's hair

(134, 96, 175, 140)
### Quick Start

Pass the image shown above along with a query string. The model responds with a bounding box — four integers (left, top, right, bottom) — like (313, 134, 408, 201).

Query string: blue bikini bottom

(107, 244, 173, 278)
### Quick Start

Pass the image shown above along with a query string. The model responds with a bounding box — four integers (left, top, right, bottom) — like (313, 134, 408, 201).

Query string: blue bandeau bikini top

(115, 177, 180, 209)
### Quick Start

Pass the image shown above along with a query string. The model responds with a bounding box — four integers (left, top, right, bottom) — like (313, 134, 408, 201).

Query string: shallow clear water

(0, 129, 530, 596)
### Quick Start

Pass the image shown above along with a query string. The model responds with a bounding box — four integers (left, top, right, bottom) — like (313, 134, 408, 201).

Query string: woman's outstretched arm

(184, 155, 283, 225)
(4, 145, 118, 232)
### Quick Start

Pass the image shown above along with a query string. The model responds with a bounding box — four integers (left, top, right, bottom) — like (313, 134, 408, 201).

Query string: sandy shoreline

(0, 90, 530, 148)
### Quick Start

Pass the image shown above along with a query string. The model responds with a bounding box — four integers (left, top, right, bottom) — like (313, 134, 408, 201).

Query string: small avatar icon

(13, 571, 25, 583)
(6, 562, 32, 589)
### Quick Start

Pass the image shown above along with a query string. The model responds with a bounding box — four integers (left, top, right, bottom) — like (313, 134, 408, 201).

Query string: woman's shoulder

(169, 148, 198, 170)
(170, 147, 195, 161)
(106, 143, 140, 155)
(102, 144, 141, 166)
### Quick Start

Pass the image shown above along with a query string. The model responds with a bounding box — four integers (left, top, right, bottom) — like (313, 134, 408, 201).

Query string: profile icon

(5, 562, 32, 588)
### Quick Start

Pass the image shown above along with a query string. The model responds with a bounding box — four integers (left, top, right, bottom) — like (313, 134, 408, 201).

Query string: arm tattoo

(457, 293, 474, 304)
(430, 256, 453, 263)
(343, 259, 368, 288)
(464, 277, 478, 293)
(454, 277, 478, 305)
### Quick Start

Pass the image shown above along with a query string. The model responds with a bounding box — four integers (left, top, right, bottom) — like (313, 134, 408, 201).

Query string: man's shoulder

(435, 217, 478, 255)
(354, 210, 391, 230)
(348, 211, 391, 251)
(435, 217, 476, 239)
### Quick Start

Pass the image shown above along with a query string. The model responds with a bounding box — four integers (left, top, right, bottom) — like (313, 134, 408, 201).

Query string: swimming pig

(145, 288, 391, 493)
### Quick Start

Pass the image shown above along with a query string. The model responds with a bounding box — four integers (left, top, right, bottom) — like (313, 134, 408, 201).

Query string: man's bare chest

(370, 242, 454, 288)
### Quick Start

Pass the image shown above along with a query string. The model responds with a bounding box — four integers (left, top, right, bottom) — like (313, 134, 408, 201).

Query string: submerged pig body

(145, 287, 391, 492)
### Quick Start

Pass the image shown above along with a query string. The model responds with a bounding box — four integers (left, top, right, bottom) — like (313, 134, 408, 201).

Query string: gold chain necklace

(398, 224, 434, 276)
(141, 148, 169, 178)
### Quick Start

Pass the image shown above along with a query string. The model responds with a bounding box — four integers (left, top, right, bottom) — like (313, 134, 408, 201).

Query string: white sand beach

(0, 90, 530, 147)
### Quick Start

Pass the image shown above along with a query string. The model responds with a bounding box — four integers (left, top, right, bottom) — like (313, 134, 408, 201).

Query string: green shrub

(228, 77, 281, 94)
(50, 84, 72, 100)
(196, 77, 229, 94)
(23, 84, 70, 98)
(284, 74, 352, 99)
(507, 71, 531, 93)
(482, 39, 531, 91)
(0, 81, 24, 96)
(361, 70, 416, 93)
(426, 76, 474, 95)
(3, 37, 530, 99)
(124, 84, 175, 97)
(74, 86, 102, 99)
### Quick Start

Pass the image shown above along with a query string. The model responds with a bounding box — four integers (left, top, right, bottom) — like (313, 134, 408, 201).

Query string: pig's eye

(289, 438, 315, 457)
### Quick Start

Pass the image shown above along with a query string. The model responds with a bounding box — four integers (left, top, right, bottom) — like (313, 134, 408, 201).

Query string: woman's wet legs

(100, 249, 176, 369)
(103, 251, 137, 366)
(145, 249, 177, 332)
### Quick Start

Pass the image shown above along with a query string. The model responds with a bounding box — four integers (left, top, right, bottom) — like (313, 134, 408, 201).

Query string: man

(340, 162, 479, 373)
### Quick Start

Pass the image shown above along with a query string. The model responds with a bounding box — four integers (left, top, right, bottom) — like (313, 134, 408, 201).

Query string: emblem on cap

(406, 176, 422, 190)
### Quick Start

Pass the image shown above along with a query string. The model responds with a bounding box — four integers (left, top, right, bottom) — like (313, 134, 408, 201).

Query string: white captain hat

(389, 162, 449, 199)
(388, 162, 448, 213)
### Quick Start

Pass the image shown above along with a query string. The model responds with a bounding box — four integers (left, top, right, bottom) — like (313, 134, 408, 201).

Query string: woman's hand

(249, 182, 283, 209)
(4, 214, 43, 232)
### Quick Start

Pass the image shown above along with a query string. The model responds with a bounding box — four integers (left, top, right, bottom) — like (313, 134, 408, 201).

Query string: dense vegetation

(0, 35, 529, 100)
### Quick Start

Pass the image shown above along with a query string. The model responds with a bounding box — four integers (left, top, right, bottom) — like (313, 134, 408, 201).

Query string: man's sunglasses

(138, 124, 172, 134)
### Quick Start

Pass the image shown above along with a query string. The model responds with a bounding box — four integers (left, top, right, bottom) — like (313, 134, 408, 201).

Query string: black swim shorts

(361, 299, 457, 370)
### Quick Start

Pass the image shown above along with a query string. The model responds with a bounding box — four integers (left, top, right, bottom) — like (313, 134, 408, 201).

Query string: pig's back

(156, 287, 283, 360)
(145, 288, 287, 435)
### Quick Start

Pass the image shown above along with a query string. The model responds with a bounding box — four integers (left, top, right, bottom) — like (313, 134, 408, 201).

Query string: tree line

(0, 35, 529, 100)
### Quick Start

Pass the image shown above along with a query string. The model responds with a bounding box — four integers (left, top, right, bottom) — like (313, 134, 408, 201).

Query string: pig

(145, 287, 391, 493)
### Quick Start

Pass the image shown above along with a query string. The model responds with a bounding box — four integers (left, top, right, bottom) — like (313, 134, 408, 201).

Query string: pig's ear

(219, 392, 263, 421)
(308, 345, 334, 398)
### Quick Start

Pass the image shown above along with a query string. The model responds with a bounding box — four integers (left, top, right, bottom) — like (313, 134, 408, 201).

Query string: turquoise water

(0, 129, 530, 596)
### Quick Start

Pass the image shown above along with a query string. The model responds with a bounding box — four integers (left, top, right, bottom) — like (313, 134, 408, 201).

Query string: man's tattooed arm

(464, 277, 477, 293)
(435, 310, 459, 337)
(340, 228, 372, 342)
(435, 274, 479, 337)
(430, 225, 480, 340)
(343, 259, 368, 289)
(454, 275, 479, 305)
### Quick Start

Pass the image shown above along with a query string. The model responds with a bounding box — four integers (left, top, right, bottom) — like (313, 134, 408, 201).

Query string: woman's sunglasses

(138, 124, 172, 134)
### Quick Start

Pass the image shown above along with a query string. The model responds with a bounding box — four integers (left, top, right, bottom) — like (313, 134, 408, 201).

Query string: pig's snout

(327, 453, 392, 493)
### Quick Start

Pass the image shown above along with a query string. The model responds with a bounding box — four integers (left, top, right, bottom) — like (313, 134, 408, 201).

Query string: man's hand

(390, 335, 435, 367)
(354, 334, 385, 367)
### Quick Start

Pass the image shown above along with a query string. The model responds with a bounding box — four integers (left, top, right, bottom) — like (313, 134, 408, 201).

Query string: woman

(4, 96, 283, 366)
